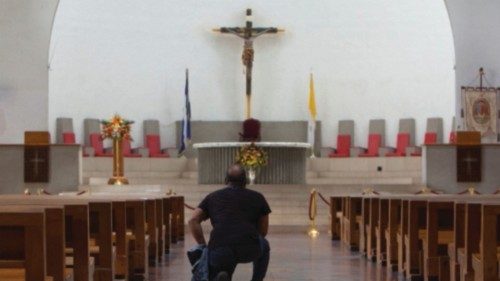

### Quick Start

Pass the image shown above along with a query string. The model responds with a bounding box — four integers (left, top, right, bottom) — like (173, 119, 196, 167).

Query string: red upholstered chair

(239, 118, 261, 142)
(62, 132, 76, 144)
(359, 134, 381, 157)
(329, 135, 351, 157)
(423, 132, 437, 145)
(122, 139, 142, 158)
(410, 132, 437, 156)
(449, 132, 457, 144)
(89, 133, 112, 157)
(63, 132, 90, 157)
(145, 135, 169, 158)
(386, 133, 410, 157)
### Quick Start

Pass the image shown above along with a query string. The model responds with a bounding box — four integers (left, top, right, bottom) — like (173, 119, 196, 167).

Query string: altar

(193, 142, 311, 185)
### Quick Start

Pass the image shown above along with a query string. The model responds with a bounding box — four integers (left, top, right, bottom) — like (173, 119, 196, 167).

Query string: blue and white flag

(179, 69, 191, 154)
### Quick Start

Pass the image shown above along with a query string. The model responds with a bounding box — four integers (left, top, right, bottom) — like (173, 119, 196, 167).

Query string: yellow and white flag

(308, 73, 317, 151)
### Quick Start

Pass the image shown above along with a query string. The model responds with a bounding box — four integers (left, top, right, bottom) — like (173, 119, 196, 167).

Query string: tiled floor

(150, 229, 405, 281)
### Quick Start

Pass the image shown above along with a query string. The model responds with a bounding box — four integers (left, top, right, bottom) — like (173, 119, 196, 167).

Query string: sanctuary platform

(82, 156, 423, 187)
(78, 155, 424, 227)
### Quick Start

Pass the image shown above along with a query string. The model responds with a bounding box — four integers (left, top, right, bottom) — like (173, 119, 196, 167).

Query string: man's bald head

(226, 164, 247, 187)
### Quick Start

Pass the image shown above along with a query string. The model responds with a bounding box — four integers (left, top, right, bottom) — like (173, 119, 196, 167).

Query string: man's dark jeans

(208, 236, 270, 281)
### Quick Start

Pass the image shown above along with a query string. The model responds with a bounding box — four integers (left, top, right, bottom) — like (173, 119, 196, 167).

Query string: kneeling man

(189, 164, 271, 281)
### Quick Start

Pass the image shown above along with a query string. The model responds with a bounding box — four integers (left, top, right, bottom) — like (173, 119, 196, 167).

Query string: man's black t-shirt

(198, 185, 271, 249)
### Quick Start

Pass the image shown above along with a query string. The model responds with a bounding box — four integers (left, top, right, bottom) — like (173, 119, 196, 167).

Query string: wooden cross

(214, 9, 284, 118)
(462, 153, 478, 175)
(29, 150, 45, 176)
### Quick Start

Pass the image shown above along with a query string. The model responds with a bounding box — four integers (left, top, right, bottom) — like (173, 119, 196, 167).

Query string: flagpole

(179, 68, 191, 157)
(308, 72, 317, 158)
(246, 95, 251, 119)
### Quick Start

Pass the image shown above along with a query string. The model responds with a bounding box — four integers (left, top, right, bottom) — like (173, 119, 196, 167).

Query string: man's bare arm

(257, 215, 269, 237)
(189, 208, 208, 245)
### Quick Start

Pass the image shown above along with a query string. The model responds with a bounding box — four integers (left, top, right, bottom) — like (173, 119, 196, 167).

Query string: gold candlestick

(108, 138, 129, 185)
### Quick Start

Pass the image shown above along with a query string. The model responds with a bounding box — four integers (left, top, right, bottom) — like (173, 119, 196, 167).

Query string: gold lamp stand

(108, 138, 129, 185)
(307, 189, 319, 238)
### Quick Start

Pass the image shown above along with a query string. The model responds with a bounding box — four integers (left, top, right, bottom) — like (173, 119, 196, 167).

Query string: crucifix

(214, 9, 284, 119)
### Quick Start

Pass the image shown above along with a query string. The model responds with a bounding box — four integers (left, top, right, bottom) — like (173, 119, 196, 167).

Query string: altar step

(82, 157, 422, 186)
(82, 183, 421, 226)
(87, 174, 417, 186)
(181, 171, 199, 180)
(174, 184, 422, 226)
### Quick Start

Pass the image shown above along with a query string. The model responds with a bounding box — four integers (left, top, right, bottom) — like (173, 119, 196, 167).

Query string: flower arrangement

(101, 114, 134, 140)
(235, 143, 268, 169)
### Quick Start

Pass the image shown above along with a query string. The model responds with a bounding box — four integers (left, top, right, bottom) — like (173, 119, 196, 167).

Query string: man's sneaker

(215, 271, 230, 281)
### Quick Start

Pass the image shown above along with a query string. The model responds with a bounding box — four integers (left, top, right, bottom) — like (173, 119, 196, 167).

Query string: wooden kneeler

(0, 207, 52, 281)
(472, 204, 500, 281)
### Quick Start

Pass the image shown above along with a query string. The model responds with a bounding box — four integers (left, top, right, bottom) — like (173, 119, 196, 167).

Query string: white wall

(445, 0, 500, 139)
(0, 0, 59, 143)
(48, 0, 455, 148)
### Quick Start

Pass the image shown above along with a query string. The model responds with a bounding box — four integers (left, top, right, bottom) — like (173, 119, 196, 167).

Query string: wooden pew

(423, 200, 454, 281)
(7, 194, 133, 281)
(80, 193, 171, 281)
(58, 196, 114, 281)
(82, 194, 150, 280)
(458, 201, 482, 281)
(145, 198, 158, 266)
(405, 196, 455, 280)
(329, 193, 500, 281)
(0, 196, 92, 281)
(404, 198, 427, 280)
(110, 199, 128, 280)
(0, 192, 176, 281)
(143, 195, 168, 265)
(125, 198, 148, 280)
(372, 194, 424, 275)
(376, 198, 388, 265)
(43, 206, 68, 281)
(345, 196, 362, 251)
(340, 197, 347, 242)
(129, 194, 170, 273)
(359, 197, 370, 255)
(366, 197, 379, 262)
(330, 196, 343, 241)
(162, 197, 172, 254)
(386, 198, 401, 272)
(2, 195, 117, 281)
(449, 201, 465, 281)
(155, 198, 165, 261)
(170, 196, 185, 243)
(0, 206, 55, 281)
(177, 196, 185, 241)
(448, 195, 499, 280)
(86, 200, 113, 281)
(401, 195, 497, 281)
(398, 199, 409, 275)
(472, 202, 500, 281)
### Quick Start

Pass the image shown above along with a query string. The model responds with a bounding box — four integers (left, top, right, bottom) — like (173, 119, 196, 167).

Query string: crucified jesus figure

(214, 9, 284, 118)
